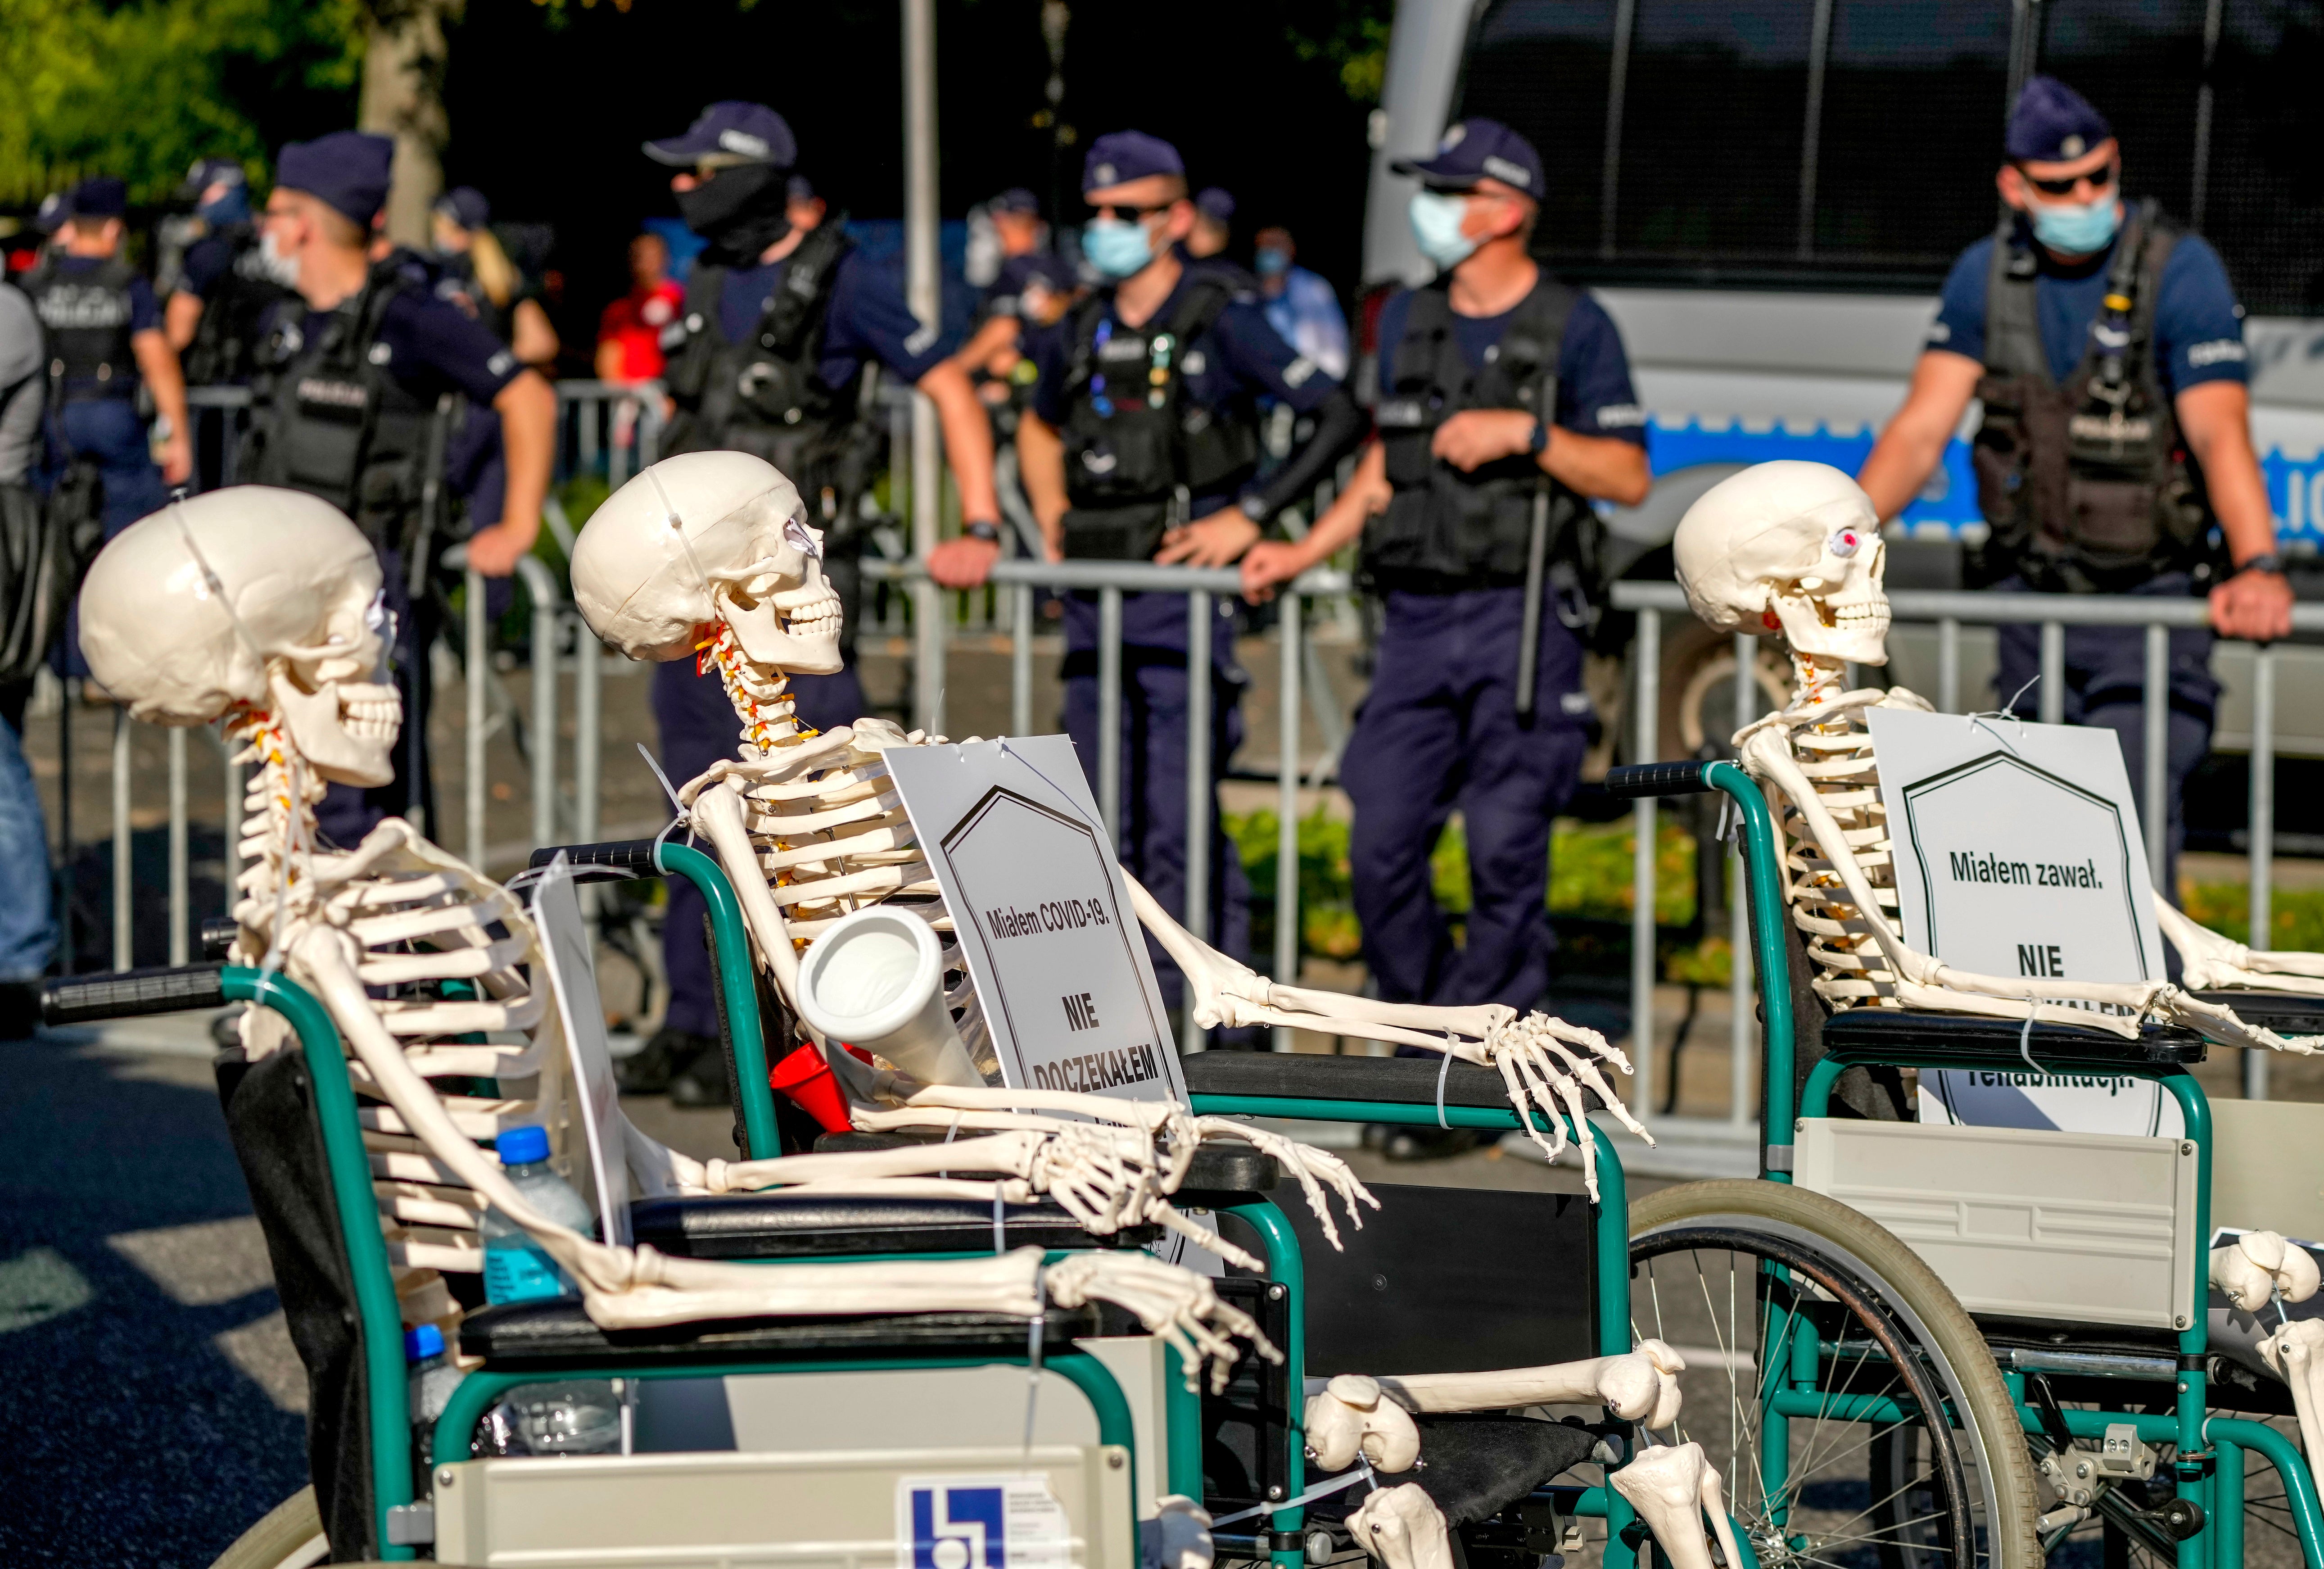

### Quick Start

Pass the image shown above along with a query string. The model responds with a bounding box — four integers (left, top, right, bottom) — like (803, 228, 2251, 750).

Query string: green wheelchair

(1603, 757, 2324, 1569)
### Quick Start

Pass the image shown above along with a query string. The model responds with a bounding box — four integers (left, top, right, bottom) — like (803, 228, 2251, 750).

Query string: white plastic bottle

(480, 1125, 591, 1304)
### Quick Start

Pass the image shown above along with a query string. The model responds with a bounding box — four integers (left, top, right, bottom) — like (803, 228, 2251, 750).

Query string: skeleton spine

(1778, 652, 1906, 1010)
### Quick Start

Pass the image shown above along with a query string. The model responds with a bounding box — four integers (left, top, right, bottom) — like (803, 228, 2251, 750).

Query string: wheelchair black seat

(459, 1298, 1106, 1369)
(1303, 1416, 1602, 1528)
(1182, 1050, 1606, 1114)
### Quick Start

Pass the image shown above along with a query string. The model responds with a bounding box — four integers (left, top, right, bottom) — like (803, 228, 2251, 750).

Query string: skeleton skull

(80, 487, 401, 785)
(1673, 461, 1890, 666)
(571, 450, 843, 672)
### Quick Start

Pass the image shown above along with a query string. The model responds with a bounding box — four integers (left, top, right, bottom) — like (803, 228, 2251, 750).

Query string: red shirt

(597, 281, 683, 380)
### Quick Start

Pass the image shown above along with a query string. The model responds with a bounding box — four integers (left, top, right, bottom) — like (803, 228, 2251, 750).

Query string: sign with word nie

(882, 736, 1188, 1106)
(1868, 707, 2179, 1137)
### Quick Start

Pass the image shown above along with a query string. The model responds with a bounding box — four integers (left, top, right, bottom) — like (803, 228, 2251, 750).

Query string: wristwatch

(1237, 494, 1269, 524)
(964, 520, 1003, 545)
(2237, 551, 2288, 577)
(1527, 417, 1551, 457)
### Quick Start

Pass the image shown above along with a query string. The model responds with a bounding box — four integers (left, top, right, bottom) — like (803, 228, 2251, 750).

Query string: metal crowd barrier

(1611, 580, 2324, 1132)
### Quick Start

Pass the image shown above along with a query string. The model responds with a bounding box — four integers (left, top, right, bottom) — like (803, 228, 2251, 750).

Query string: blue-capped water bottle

(480, 1125, 592, 1304)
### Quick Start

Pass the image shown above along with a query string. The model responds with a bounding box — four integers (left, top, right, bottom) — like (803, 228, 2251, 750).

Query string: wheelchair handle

(528, 839, 663, 875)
(42, 964, 229, 1026)
(1602, 761, 1715, 798)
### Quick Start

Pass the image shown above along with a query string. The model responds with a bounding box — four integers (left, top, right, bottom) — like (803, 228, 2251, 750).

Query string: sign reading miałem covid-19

(1869, 707, 2180, 1137)
(883, 736, 1187, 1107)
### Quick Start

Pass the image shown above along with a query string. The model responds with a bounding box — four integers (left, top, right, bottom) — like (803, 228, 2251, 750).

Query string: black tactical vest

(659, 222, 881, 537)
(246, 262, 448, 553)
(183, 229, 294, 386)
(1970, 202, 2215, 593)
(1057, 277, 1260, 560)
(1365, 277, 1585, 591)
(23, 255, 138, 403)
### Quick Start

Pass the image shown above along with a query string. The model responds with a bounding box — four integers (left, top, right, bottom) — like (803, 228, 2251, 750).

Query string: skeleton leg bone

(1610, 1441, 1727, 1569)
(1347, 1484, 1454, 1569)
(1367, 1340, 1686, 1428)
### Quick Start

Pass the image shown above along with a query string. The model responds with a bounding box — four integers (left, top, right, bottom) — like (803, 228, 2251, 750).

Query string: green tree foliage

(1279, 0, 1394, 104)
(0, 0, 362, 207)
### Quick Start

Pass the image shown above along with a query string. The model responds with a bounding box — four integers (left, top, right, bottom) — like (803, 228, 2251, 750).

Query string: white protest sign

(881, 735, 1188, 1107)
(529, 855, 632, 1244)
(1867, 707, 2179, 1137)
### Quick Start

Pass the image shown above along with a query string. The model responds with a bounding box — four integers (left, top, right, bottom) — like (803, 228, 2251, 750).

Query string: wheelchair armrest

(1184, 1048, 1605, 1114)
(42, 964, 228, 1026)
(630, 1193, 1162, 1260)
(459, 1298, 1107, 1369)
(1818, 1006, 2205, 1069)
(526, 839, 666, 875)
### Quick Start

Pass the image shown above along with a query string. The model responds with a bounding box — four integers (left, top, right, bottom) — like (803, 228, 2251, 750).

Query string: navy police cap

(1194, 187, 1235, 223)
(1392, 118, 1545, 196)
(435, 186, 490, 231)
(67, 177, 128, 220)
(645, 102, 797, 168)
(277, 132, 394, 227)
(180, 158, 247, 199)
(2006, 76, 2114, 163)
(990, 186, 1040, 217)
(1082, 131, 1184, 195)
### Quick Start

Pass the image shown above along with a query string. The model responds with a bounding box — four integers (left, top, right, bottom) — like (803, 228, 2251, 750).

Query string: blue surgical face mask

(1082, 215, 1154, 280)
(1408, 190, 1478, 270)
(1254, 246, 1291, 277)
(2028, 196, 2121, 256)
(197, 188, 250, 230)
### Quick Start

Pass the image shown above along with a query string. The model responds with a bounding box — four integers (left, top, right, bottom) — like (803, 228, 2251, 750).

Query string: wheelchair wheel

(207, 1485, 327, 1569)
(1631, 1180, 2043, 1568)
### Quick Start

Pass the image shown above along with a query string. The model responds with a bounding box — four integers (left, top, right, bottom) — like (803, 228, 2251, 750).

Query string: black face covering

(677, 163, 794, 265)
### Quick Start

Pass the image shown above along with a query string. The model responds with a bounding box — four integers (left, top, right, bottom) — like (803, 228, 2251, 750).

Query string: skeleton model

(1673, 461, 2324, 1492)
(79, 488, 1284, 1391)
(1671, 460, 2322, 1052)
(569, 451, 1655, 1201)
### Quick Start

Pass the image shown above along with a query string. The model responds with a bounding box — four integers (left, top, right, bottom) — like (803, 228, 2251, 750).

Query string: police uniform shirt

(977, 253, 1048, 322)
(1928, 223, 2248, 396)
(269, 285, 523, 411)
(1371, 286, 1648, 452)
(1026, 273, 1343, 514)
(715, 246, 949, 387)
(49, 256, 159, 398)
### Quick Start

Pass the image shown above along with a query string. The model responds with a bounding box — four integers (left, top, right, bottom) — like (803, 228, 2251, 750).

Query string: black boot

(616, 1028, 718, 1096)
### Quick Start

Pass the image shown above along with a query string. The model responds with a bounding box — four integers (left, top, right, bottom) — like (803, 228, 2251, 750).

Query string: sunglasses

(2016, 161, 2117, 198)
(1087, 201, 1173, 222)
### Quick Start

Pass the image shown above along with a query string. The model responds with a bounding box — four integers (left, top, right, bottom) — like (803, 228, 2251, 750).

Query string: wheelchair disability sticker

(896, 1475, 1074, 1569)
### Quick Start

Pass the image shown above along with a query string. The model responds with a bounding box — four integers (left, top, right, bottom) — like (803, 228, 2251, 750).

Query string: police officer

(25, 177, 193, 537)
(930, 131, 1368, 1032)
(1243, 119, 1650, 1020)
(627, 101, 1007, 1101)
(165, 158, 294, 392)
(1186, 188, 1235, 262)
(1858, 77, 2291, 889)
(246, 131, 558, 847)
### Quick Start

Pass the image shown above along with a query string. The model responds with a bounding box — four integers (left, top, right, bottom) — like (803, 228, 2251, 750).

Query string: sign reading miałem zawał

(1868, 707, 2179, 1136)
(882, 736, 1187, 1106)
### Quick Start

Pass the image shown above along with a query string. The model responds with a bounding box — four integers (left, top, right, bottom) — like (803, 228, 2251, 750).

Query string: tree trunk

(358, 0, 458, 249)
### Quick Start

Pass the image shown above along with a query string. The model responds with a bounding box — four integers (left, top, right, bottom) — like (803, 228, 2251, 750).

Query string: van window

(1452, 0, 2324, 313)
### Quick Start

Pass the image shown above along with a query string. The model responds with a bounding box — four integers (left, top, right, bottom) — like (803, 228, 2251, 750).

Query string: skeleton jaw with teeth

(1673, 461, 2319, 1050)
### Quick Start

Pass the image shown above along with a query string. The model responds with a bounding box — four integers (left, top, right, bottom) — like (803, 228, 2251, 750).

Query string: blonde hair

(467, 224, 520, 310)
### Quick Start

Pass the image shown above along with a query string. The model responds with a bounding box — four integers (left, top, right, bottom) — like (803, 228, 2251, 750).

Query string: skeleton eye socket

(1828, 527, 1864, 559)
(783, 517, 821, 559)
(365, 590, 391, 632)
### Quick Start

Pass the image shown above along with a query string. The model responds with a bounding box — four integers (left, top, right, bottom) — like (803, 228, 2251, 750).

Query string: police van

(1363, 0, 2324, 800)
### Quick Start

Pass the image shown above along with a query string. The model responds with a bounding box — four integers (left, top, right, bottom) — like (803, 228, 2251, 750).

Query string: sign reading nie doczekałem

(881, 736, 1188, 1106)
(1868, 706, 2178, 1136)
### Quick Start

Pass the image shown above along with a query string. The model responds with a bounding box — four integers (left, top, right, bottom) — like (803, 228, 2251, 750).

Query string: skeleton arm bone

(690, 777, 804, 1009)
(2156, 897, 2324, 1002)
(1741, 728, 2306, 1050)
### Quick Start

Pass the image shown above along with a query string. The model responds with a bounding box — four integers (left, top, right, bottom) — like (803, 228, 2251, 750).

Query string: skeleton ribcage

(1783, 713, 1905, 1010)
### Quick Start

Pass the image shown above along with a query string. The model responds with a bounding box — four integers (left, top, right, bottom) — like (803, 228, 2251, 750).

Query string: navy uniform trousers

(1060, 590, 1252, 1022)
(1993, 571, 2218, 901)
(1344, 587, 1587, 1014)
(654, 651, 868, 1041)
